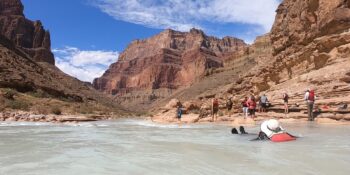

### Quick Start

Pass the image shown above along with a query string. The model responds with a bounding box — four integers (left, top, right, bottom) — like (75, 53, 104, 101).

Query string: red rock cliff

(0, 0, 54, 64)
(93, 28, 246, 97)
(271, 0, 350, 55)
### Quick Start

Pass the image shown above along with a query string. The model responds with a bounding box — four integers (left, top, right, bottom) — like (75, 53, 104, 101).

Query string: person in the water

(247, 119, 297, 140)
(231, 126, 248, 135)
(260, 119, 284, 139)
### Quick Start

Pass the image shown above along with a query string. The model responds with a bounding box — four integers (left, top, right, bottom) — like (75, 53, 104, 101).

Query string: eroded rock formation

(93, 28, 246, 107)
(0, 0, 125, 116)
(0, 0, 54, 64)
(154, 0, 350, 121)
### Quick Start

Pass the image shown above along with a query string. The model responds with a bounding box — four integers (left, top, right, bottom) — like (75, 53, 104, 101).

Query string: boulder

(165, 99, 181, 109)
(183, 101, 200, 111)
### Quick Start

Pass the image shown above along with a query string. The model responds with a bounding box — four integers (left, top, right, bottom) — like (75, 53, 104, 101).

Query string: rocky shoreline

(1, 110, 349, 126)
(0, 111, 112, 123)
(150, 111, 350, 126)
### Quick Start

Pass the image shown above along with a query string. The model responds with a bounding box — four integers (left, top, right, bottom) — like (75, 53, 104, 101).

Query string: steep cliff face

(271, 0, 350, 55)
(0, 0, 54, 64)
(249, 0, 350, 92)
(160, 0, 350, 120)
(0, 0, 125, 115)
(93, 28, 246, 107)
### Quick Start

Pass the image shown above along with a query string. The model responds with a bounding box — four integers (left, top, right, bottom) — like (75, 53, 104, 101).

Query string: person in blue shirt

(177, 105, 182, 122)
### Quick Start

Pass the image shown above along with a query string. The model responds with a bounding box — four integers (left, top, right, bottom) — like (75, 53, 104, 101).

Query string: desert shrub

(6, 100, 29, 111)
(3, 89, 17, 100)
(51, 106, 62, 115)
(218, 111, 224, 116)
(75, 103, 94, 114)
(29, 89, 50, 98)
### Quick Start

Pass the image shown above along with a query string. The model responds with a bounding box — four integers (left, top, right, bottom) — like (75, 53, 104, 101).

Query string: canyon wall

(93, 28, 246, 108)
(0, 0, 54, 64)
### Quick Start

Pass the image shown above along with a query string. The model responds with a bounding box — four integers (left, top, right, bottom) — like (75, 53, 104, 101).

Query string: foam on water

(119, 119, 212, 129)
(0, 122, 54, 127)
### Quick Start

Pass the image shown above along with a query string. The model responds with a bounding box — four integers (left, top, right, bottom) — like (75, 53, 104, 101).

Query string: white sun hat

(261, 119, 281, 138)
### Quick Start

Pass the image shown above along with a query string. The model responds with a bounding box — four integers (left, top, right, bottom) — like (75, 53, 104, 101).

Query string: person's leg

(284, 103, 287, 114)
(310, 103, 314, 121)
(259, 105, 261, 113)
(307, 103, 312, 121)
(212, 110, 214, 122)
(286, 103, 289, 113)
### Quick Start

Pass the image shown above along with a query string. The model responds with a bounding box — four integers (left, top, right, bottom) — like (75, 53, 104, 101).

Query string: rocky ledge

(151, 112, 350, 126)
(150, 99, 350, 125)
(0, 111, 112, 123)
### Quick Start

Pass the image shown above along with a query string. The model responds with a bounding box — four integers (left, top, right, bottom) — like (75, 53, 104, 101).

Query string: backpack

(247, 99, 256, 109)
(308, 90, 315, 101)
(213, 99, 219, 107)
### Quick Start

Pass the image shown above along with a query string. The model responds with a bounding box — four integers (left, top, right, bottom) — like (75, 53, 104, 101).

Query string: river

(0, 119, 349, 175)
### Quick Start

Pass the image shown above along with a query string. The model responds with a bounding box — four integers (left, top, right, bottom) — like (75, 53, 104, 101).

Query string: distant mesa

(93, 28, 247, 100)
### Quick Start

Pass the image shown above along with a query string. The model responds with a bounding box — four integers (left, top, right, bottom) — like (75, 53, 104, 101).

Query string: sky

(22, 0, 281, 82)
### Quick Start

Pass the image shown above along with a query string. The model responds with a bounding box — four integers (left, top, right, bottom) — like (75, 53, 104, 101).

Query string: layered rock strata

(0, 0, 54, 64)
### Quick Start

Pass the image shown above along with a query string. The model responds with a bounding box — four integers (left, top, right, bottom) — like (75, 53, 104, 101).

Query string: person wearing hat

(260, 119, 284, 139)
(304, 88, 316, 121)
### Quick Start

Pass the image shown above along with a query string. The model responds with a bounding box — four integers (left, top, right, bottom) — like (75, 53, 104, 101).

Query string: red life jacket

(247, 99, 256, 109)
(308, 90, 315, 101)
(271, 133, 296, 142)
(213, 99, 219, 107)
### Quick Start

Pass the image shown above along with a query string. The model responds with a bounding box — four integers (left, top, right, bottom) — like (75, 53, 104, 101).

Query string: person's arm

(304, 92, 309, 101)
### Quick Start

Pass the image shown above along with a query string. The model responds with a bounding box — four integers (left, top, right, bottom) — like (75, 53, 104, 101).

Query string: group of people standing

(239, 94, 270, 118)
(210, 88, 316, 121)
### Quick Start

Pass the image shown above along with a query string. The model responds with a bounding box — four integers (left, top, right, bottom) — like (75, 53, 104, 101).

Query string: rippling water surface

(0, 119, 349, 175)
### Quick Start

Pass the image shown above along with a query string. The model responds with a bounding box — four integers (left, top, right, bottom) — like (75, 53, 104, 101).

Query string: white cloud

(91, 0, 280, 33)
(53, 47, 119, 82)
